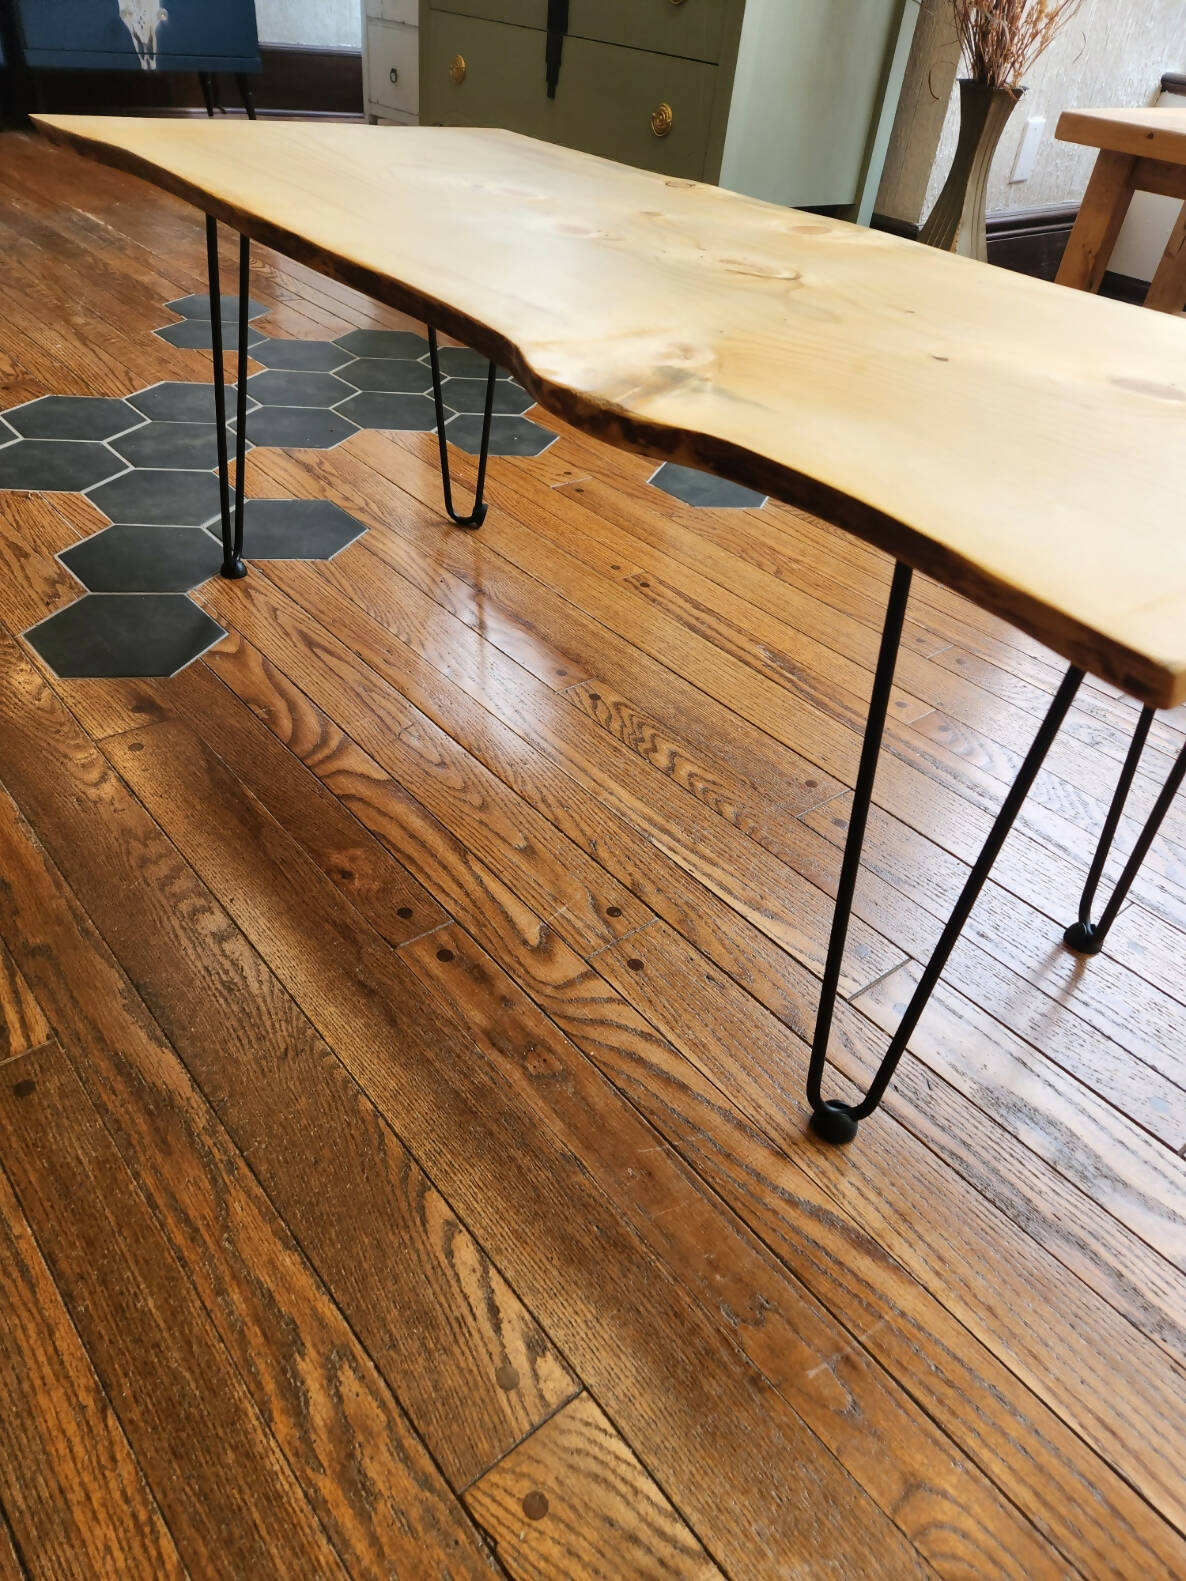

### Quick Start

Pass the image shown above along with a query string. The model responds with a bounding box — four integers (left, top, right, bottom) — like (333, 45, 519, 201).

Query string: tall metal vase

(919, 79, 1024, 261)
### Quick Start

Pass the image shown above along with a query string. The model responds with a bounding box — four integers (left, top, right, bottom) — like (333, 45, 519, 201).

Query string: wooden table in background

(1057, 105, 1186, 312)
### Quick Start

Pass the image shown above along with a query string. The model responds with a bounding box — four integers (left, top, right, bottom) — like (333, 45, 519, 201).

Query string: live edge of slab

(35, 113, 1186, 711)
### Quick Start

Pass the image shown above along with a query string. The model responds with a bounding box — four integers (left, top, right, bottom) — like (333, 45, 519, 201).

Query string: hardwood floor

(1, 130, 1184, 1579)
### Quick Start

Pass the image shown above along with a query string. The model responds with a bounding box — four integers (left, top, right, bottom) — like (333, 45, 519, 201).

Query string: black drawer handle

(389, 67, 399, 85)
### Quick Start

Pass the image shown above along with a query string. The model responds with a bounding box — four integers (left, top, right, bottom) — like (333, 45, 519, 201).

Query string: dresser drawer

(428, 0, 727, 64)
(367, 19, 420, 114)
(367, 0, 417, 23)
(425, 14, 717, 178)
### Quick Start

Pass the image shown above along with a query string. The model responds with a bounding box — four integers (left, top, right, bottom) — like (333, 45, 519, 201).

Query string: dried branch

(952, 0, 1083, 88)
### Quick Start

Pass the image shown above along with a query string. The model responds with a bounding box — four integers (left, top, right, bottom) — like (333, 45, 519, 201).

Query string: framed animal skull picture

(11, 0, 259, 72)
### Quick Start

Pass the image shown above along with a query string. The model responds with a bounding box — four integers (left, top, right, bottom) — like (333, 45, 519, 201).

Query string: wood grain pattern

(0, 1134, 184, 1580)
(0, 945, 49, 1064)
(465, 1394, 723, 1581)
(90, 727, 933, 1577)
(1057, 106, 1186, 163)
(0, 639, 578, 1501)
(35, 114, 1186, 708)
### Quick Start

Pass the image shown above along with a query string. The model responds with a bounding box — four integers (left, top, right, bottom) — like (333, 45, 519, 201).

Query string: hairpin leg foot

(805, 560, 1084, 1145)
(427, 326, 494, 528)
(1063, 707, 1186, 956)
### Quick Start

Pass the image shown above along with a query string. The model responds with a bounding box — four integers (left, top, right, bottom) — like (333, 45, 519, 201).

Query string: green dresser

(420, 0, 920, 213)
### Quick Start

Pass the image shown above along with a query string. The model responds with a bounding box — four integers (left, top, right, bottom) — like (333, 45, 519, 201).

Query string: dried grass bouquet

(952, 0, 1084, 88)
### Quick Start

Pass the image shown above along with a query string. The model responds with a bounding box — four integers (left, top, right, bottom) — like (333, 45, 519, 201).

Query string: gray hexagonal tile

(251, 339, 357, 373)
(167, 293, 268, 321)
(246, 369, 356, 408)
(0, 415, 16, 446)
(240, 407, 359, 450)
(23, 593, 226, 678)
(129, 382, 257, 423)
(649, 463, 767, 509)
(430, 346, 502, 379)
(336, 392, 439, 431)
(446, 414, 555, 458)
(0, 440, 126, 492)
(443, 377, 535, 415)
(60, 524, 224, 593)
(345, 359, 433, 394)
(215, 498, 367, 560)
(334, 328, 429, 360)
(112, 420, 251, 471)
(88, 468, 223, 527)
(4, 396, 142, 442)
(155, 320, 267, 351)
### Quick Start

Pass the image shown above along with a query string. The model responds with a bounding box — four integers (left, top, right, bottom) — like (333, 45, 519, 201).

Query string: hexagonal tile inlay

(239, 407, 359, 450)
(88, 468, 224, 527)
(649, 463, 768, 510)
(446, 414, 556, 458)
(247, 369, 357, 408)
(113, 421, 250, 471)
(61, 524, 224, 593)
(4, 396, 142, 441)
(24, 593, 226, 678)
(167, 292, 268, 321)
(443, 377, 535, 415)
(251, 339, 356, 373)
(432, 346, 511, 380)
(213, 498, 368, 560)
(155, 320, 268, 351)
(334, 328, 429, 360)
(336, 392, 440, 432)
(345, 359, 432, 394)
(0, 440, 126, 493)
(129, 382, 257, 423)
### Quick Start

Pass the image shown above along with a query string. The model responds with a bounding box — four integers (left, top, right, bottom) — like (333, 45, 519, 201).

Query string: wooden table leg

(1056, 149, 1138, 292)
(1143, 198, 1186, 313)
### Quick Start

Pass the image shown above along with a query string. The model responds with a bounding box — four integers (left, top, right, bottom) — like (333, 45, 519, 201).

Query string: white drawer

(366, 0, 417, 23)
(367, 19, 419, 114)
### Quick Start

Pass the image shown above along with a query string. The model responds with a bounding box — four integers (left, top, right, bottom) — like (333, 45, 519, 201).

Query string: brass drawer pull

(651, 102, 674, 138)
(450, 54, 467, 85)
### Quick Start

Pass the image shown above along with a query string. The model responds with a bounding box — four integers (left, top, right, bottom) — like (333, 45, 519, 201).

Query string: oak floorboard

(399, 923, 1066, 1579)
(592, 922, 1186, 1532)
(0, 1128, 184, 1580)
(464, 1394, 724, 1581)
(0, 780, 504, 1578)
(192, 600, 1178, 1575)
(95, 719, 933, 1579)
(0, 640, 579, 1501)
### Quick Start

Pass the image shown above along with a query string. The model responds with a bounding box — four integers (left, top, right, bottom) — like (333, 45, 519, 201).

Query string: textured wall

(255, 0, 361, 49)
(922, 0, 1186, 219)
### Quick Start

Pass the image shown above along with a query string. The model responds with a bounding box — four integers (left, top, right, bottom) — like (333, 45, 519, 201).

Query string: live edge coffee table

(36, 116, 1186, 1146)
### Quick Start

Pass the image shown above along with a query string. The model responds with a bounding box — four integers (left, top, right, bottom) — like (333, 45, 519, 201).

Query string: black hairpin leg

(198, 71, 256, 118)
(234, 73, 258, 119)
(1064, 709, 1186, 955)
(427, 326, 495, 528)
(205, 216, 251, 580)
(806, 560, 1084, 1144)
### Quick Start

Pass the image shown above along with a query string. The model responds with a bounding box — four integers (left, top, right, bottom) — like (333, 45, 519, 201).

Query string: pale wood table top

(36, 115, 1186, 709)
(1057, 106, 1186, 165)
